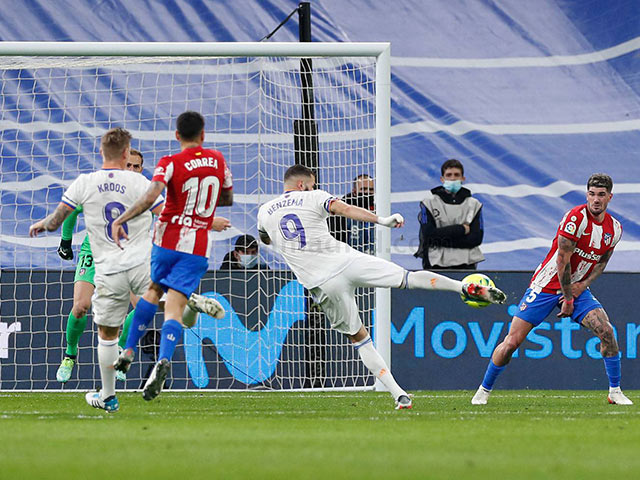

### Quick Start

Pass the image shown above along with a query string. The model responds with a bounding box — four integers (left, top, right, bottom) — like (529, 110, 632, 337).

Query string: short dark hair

(441, 159, 464, 176)
(284, 164, 315, 182)
(587, 173, 613, 192)
(130, 148, 144, 166)
(234, 234, 257, 251)
(176, 111, 205, 141)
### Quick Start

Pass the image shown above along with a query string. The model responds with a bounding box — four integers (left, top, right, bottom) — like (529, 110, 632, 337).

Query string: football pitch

(1, 391, 639, 480)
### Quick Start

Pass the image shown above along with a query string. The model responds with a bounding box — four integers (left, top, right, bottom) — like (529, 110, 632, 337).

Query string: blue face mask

(443, 180, 462, 194)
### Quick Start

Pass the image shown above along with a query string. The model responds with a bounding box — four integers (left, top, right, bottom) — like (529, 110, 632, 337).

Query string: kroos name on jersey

(97, 182, 126, 194)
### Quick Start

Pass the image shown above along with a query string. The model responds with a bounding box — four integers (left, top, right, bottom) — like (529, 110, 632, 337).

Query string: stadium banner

(390, 271, 640, 390)
(1, 270, 637, 390)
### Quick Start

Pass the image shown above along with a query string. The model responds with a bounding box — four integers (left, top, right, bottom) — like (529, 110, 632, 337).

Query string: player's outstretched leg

(405, 271, 506, 304)
(472, 317, 532, 405)
(581, 309, 633, 405)
(187, 292, 225, 320)
(87, 333, 120, 412)
(114, 297, 159, 373)
(142, 358, 171, 401)
(352, 330, 412, 410)
(142, 318, 181, 401)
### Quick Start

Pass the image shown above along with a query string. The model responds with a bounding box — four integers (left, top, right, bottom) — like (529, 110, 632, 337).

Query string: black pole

(295, 2, 325, 389)
(294, 2, 318, 179)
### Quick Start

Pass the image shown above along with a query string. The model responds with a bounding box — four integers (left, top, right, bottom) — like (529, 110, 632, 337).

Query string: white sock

(354, 336, 406, 400)
(406, 270, 463, 293)
(98, 337, 119, 399)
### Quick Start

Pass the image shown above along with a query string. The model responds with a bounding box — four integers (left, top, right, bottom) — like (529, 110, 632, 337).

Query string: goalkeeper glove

(378, 213, 404, 228)
(57, 238, 74, 260)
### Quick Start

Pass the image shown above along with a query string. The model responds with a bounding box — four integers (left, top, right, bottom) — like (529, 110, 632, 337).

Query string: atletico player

(111, 111, 232, 400)
(472, 173, 632, 406)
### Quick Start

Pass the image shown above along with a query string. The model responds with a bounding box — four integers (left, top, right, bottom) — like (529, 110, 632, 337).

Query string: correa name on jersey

(97, 182, 126, 194)
(266, 196, 304, 215)
(184, 157, 219, 171)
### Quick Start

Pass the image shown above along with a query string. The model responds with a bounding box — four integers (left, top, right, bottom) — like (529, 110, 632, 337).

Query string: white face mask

(238, 253, 258, 268)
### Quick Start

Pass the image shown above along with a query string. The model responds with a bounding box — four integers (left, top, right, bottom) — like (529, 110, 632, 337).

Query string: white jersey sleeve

(61, 174, 89, 210)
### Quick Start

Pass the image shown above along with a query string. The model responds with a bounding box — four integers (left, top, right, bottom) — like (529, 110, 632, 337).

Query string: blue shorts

(150, 244, 209, 298)
(515, 287, 603, 326)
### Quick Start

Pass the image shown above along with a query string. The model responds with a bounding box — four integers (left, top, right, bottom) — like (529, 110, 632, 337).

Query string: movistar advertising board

(1, 270, 637, 390)
(390, 272, 640, 390)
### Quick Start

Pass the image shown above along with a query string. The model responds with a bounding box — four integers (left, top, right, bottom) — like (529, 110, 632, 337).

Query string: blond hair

(101, 127, 132, 160)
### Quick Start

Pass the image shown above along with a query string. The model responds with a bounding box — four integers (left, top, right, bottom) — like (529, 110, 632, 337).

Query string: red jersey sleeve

(557, 208, 584, 243)
(151, 156, 174, 185)
(222, 159, 233, 190)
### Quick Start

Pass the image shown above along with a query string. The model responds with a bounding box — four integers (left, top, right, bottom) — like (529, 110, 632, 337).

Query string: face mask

(238, 254, 258, 268)
(443, 180, 462, 194)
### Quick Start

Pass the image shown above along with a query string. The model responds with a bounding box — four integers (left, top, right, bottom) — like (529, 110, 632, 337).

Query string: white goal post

(0, 41, 391, 391)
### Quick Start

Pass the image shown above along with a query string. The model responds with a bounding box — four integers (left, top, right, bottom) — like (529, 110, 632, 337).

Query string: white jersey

(257, 189, 358, 288)
(62, 168, 163, 275)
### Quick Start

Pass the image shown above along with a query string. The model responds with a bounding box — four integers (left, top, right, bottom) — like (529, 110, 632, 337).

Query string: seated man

(219, 234, 268, 270)
(415, 159, 484, 270)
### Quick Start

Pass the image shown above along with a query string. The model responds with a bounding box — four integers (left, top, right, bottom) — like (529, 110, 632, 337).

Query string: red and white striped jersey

(151, 146, 232, 257)
(530, 204, 622, 292)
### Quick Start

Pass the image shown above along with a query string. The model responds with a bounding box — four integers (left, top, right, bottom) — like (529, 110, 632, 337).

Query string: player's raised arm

(29, 202, 74, 237)
(111, 180, 165, 248)
(556, 235, 577, 317)
(329, 199, 404, 228)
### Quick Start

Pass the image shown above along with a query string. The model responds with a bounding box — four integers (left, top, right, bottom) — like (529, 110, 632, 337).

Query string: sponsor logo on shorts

(564, 222, 576, 234)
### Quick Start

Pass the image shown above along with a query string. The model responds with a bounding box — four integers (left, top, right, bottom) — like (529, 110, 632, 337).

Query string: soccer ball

(460, 273, 495, 308)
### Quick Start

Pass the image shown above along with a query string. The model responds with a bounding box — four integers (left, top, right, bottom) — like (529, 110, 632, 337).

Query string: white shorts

(310, 252, 406, 336)
(92, 262, 151, 327)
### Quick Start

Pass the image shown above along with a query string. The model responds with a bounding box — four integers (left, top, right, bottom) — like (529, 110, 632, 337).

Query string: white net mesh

(0, 54, 379, 390)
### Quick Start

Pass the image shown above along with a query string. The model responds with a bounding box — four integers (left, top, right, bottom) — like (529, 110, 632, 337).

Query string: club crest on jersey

(603, 233, 612, 246)
(563, 222, 576, 235)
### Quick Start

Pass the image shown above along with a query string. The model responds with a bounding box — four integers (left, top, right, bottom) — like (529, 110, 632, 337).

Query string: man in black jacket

(415, 159, 484, 270)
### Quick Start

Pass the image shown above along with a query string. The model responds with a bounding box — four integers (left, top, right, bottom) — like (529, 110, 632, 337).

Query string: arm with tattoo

(556, 235, 576, 302)
(580, 249, 612, 288)
(29, 203, 74, 237)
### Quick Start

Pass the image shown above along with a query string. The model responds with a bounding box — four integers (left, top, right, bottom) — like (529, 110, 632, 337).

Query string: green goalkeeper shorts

(74, 235, 95, 285)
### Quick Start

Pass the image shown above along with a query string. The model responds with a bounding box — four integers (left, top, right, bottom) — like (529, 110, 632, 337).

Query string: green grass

(1, 391, 639, 480)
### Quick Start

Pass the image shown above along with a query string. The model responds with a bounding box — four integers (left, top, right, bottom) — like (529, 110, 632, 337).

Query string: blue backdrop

(0, 0, 638, 272)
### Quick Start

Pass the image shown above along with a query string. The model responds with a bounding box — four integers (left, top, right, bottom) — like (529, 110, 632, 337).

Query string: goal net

(0, 42, 391, 391)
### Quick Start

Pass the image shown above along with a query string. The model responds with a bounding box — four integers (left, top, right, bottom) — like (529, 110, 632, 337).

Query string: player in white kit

(30, 128, 164, 412)
(257, 165, 506, 409)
